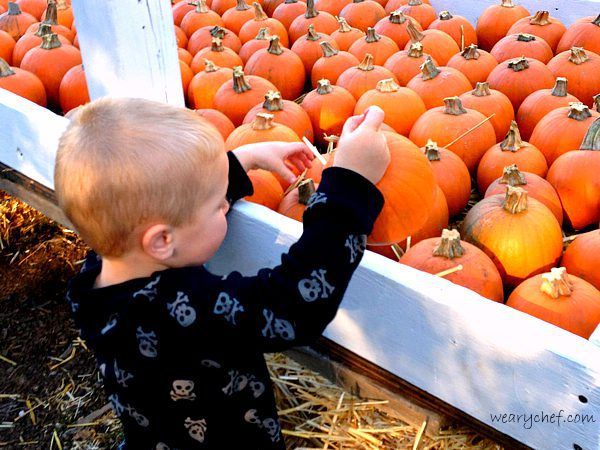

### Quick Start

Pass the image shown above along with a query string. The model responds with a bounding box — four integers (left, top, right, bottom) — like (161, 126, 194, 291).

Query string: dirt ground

(0, 191, 503, 449)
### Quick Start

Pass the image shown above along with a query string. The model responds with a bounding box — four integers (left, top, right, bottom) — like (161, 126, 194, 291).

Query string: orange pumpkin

(180, 59, 194, 95)
(15, 0, 46, 21)
(401, 229, 504, 302)
(516, 77, 579, 140)
(173, 0, 195, 26)
(547, 47, 600, 108)
(40, 0, 72, 29)
(0, 2, 36, 40)
(290, 24, 339, 75)
(278, 178, 317, 221)
(406, 57, 472, 110)
(178, 47, 193, 66)
(446, 44, 498, 86)
(246, 36, 305, 100)
(422, 140, 471, 217)
(409, 96, 497, 172)
(174, 25, 188, 49)
(0, 56, 45, 105)
(20, 32, 81, 107)
(339, 0, 386, 33)
(181, 1, 224, 37)
(562, 230, 600, 292)
(476, 121, 548, 194)
(486, 56, 555, 111)
(314, 0, 351, 16)
(354, 78, 425, 136)
(459, 81, 514, 142)
(557, 14, 600, 55)
(485, 164, 563, 225)
(348, 27, 399, 66)
(336, 53, 398, 101)
(15, 22, 70, 67)
(428, 10, 477, 49)
(461, 186, 563, 288)
(190, 37, 243, 73)
(245, 169, 285, 211)
(209, 0, 255, 16)
(300, 79, 356, 147)
(396, 0, 436, 29)
(25, 0, 74, 42)
(530, 102, 600, 165)
(490, 33, 553, 64)
(403, 20, 459, 66)
(272, 0, 307, 30)
(383, 42, 436, 86)
(330, 16, 364, 51)
(384, 0, 431, 13)
(222, 0, 255, 35)
(244, 90, 314, 141)
(476, 0, 530, 52)
(311, 41, 359, 87)
(213, 66, 278, 126)
(188, 25, 242, 56)
(225, 112, 300, 150)
(58, 63, 89, 114)
(260, 0, 284, 16)
(239, 2, 289, 47)
(239, 27, 271, 64)
(373, 11, 420, 50)
(0, 28, 13, 64)
(507, 267, 600, 339)
(195, 108, 235, 140)
(288, 0, 337, 44)
(507, 10, 567, 53)
(546, 117, 600, 230)
(187, 60, 233, 109)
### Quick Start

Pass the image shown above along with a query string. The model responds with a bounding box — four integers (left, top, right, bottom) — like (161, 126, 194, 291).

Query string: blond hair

(55, 97, 224, 257)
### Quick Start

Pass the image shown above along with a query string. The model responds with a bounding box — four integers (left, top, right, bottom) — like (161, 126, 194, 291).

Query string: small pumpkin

(507, 267, 600, 339)
(190, 37, 243, 74)
(272, 0, 307, 30)
(0, 2, 36, 40)
(222, 0, 255, 35)
(173, 0, 196, 26)
(562, 230, 600, 292)
(288, 0, 337, 44)
(0, 28, 13, 64)
(180, 59, 194, 94)
(178, 47, 193, 66)
(290, 24, 339, 76)
(516, 77, 579, 140)
(476, 121, 548, 194)
(245, 169, 285, 211)
(507, 10, 567, 53)
(403, 20, 459, 66)
(58, 63, 89, 114)
(314, 0, 351, 17)
(310, 40, 359, 87)
(339, 0, 386, 33)
(210, 0, 250, 16)
(12, 22, 68, 67)
(188, 25, 242, 56)
(0, 56, 45, 105)
(195, 108, 235, 140)
(476, 0, 530, 51)
(395, 0, 436, 29)
(278, 178, 317, 221)
(239, 27, 271, 64)
(490, 33, 553, 64)
(428, 10, 477, 49)
(384, 0, 431, 14)
(383, 42, 436, 86)
(175, 26, 188, 49)
(187, 60, 233, 109)
(239, 2, 289, 47)
(557, 14, 600, 55)
(225, 112, 300, 151)
(422, 140, 471, 217)
(25, 0, 74, 42)
(260, 0, 284, 16)
(485, 164, 563, 225)
(486, 56, 555, 111)
(330, 16, 364, 51)
(461, 186, 563, 288)
(15, 0, 46, 21)
(373, 11, 420, 50)
(348, 27, 399, 66)
(406, 57, 472, 110)
(547, 47, 600, 108)
(409, 96, 497, 173)
(336, 53, 397, 101)
(401, 229, 504, 302)
(446, 44, 498, 86)
(181, 0, 224, 37)
(40, 0, 72, 29)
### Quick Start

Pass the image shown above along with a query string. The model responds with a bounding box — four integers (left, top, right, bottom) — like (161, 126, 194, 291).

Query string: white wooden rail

(1, 1, 599, 449)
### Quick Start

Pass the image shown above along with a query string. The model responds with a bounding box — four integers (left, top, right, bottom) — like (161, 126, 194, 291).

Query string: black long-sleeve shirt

(67, 152, 384, 450)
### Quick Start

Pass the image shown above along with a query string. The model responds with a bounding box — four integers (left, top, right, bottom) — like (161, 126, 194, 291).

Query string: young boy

(54, 97, 389, 450)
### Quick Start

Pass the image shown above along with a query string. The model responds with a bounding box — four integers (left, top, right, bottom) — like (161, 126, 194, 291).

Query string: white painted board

(429, 0, 600, 27)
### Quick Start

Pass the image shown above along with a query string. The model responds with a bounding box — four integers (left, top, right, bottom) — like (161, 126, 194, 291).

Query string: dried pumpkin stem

(443, 97, 467, 115)
(284, 0, 298, 4)
(424, 140, 441, 161)
(568, 102, 592, 121)
(472, 81, 492, 97)
(408, 0, 422, 5)
(316, 79, 333, 94)
(389, 11, 409, 25)
(500, 0, 516, 7)
(235, 0, 251, 11)
(306, 24, 320, 41)
(254, 27, 270, 40)
(34, 22, 53, 38)
(7, 2, 20, 15)
(517, 33, 536, 42)
(210, 37, 224, 52)
(568, 47, 590, 65)
(298, 179, 316, 204)
(320, 41, 338, 57)
(530, 10, 551, 26)
(500, 121, 526, 152)
(461, 44, 480, 60)
(252, 2, 268, 20)
(433, 229, 465, 259)
(579, 117, 600, 151)
(324, 134, 339, 153)
(420, 56, 440, 80)
(508, 57, 529, 72)
(337, 17, 352, 33)
(376, 78, 400, 93)
(499, 164, 527, 186)
(232, 66, 252, 93)
(503, 186, 528, 214)
(439, 11, 453, 20)
(210, 26, 226, 39)
(0, 58, 15, 77)
(44, 0, 59, 25)
(262, 90, 285, 111)
(190, 0, 209, 13)
(204, 59, 219, 72)
(593, 13, 600, 26)
(305, 0, 318, 19)
(252, 113, 275, 130)
(40, 33, 62, 50)
(551, 77, 568, 97)
(365, 27, 381, 43)
(540, 268, 573, 299)
(357, 53, 375, 71)
(267, 36, 284, 55)
(406, 20, 425, 44)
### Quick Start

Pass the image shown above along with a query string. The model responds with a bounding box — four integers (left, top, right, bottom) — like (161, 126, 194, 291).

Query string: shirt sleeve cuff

(226, 151, 254, 204)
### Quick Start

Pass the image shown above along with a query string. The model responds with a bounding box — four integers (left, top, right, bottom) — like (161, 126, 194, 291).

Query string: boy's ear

(141, 224, 175, 260)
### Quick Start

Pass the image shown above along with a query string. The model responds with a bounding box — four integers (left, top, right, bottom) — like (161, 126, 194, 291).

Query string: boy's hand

(334, 106, 390, 185)
(232, 142, 314, 185)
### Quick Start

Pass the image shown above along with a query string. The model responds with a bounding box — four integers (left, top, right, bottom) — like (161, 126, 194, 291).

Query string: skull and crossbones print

(244, 410, 281, 443)
(213, 291, 244, 325)
(170, 379, 196, 401)
(136, 326, 158, 358)
(133, 275, 161, 301)
(166, 291, 197, 327)
(261, 309, 295, 341)
(184, 417, 207, 443)
(297, 268, 335, 302)
(345, 234, 367, 264)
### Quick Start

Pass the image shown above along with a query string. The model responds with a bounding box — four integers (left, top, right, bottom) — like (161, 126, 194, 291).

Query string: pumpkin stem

(507, 57, 529, 72)
(44, 0, 59, 26)
(551, 77, 568, 97)
(376, 78, 400, 93)
(262, 90, 284, 111)
(252, 2, 268, 20)
(305, 0, 319, 19)
(40, 33, 62, 50)
(407, 0, 422, 5)
(579, 117, 600, 151)
(594, 94, 600, 113)
(252, 113, 276, 130)
(500, 0, 516, 7)
(306, 24, 321, 41)
(364, 27, 381, 43)
(461, 44, 480, 60)
(320, 41, 338, 57)
(406, 20, 425, 44)
(324, 134, 339, 153)
(500, 121, 526, 152)
(232, 66, 252, 93)
(316, 79, 333, 94)
(516, 33, 536, 42)
(267, 35, 284, 55)
(424, 139, 441, 161)
(34, 22, 53, 38)
(298, 179, 317, 204)
(0, 58, 15, 77)
(210, 26, 226, 39)
(235, 0, 251, 11)
(254, 27, 270, 40)
(540, 268, 573, 299)
(389, 11, 409, 25)
(204, 59, 219, 72)
(407, 42, 424, 58)
(443, 97, 468, 115)
(337, 17, 352, 33)
(432, 229, 465, 259)
(568, 47, 590, 65)
(284, 0, 298, 3)
(420, 56, 440, 80)
(189, 0, 209, 13)
(472, 81, 492, 97)
(593, 13, 600, 26)
(530, 10, 552, 26)
(503, 186, 528, 214)
(357, 53, 375, 71)
(439, 10, 453, 20)
(210, 37, 224, 52)
(7, 2, 21, 15)
(567, 102, 592, 121)
(499, 164, 527, 186)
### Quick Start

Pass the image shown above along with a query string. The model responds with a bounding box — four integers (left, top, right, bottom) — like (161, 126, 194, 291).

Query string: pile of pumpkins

(1, 0, 599, 339)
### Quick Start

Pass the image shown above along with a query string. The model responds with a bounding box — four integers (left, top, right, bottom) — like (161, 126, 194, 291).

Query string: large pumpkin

(336, 53, 397, 101)
(383, 42, 436, 86)
(476, 0, 530, 51)
(490, 33, 553, 64)
(507, 10, 567, 53)
(0, 57, 46, 106)
(446, 44, 498, 86)
(562, 231, 600, 292)
(557, 14, 600, 55)
(310, 41, 359, 87)
(546, 47, 600, 108)
(428, 10, 477, 49)
(461, 186, 563, 288)
(401, 229, 504, 302)
(507, 267, 600, 339)
(403, 20, 459, 66)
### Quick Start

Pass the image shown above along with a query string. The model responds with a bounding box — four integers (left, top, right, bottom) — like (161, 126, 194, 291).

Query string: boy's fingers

(273, 160, 298, 184)
(341, 114, 366, 136)
(357, 105, 385, 130)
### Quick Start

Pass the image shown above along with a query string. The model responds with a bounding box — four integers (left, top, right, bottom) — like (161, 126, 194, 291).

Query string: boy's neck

(94, 253, 168, 289)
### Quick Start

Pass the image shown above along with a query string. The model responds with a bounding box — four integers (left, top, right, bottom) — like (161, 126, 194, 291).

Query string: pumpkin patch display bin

(1, 1, 599, 450)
